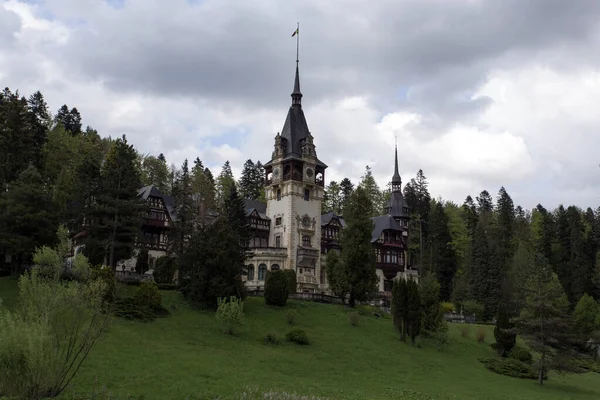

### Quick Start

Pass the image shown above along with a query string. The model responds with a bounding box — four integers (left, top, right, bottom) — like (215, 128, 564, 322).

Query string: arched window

(258, 264, 267, 281)
(302, 235, 311, 247)
(271, 264, 280, 271)
(247, 264, 255, 280)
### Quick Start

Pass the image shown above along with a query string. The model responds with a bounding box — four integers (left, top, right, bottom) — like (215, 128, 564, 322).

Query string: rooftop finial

(291, 22, 302, 106)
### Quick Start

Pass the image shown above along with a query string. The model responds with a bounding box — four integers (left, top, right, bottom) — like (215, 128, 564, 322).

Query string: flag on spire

(292, 27, 299, 37)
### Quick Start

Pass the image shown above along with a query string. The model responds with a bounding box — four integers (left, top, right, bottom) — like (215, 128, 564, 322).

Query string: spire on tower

(291, 22, 302, 106)
(391, 144, 402, 191)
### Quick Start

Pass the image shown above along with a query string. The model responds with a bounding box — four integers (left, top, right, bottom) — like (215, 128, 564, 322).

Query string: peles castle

(243, 61, 418, 297)
(70, 60, 418, 299)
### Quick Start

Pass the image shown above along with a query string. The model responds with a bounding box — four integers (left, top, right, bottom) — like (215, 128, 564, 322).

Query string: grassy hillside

(1, 277, 600, 399)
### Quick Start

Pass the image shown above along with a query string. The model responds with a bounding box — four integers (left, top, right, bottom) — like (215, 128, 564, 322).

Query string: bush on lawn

(216, 296, 245, 335)
(264, 270, 289, 306)
(479, 357, 545, 380)
(287, 309, 297, 325)
(264, 332, 280, 345)
(286, 328, 310, 345)
(153, 255, 178, 284)
(509, 346, 533, 365)
(348, 312, 360, 326)
(475, 327, 487, 343)
(114, 280, 168, 322)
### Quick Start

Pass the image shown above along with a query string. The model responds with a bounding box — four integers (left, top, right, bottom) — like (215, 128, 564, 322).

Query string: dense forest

(1, 86, 599, 314)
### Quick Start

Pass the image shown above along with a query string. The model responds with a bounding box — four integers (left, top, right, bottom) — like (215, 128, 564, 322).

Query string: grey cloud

(0, 7, 20, 49)
(50, 0, 600, 112)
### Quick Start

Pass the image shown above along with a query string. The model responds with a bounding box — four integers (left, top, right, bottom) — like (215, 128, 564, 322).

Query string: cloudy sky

(2, 0, 599, 210)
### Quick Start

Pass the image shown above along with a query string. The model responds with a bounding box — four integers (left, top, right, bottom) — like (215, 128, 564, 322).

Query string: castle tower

(384, 145, 410, 228)
(263, 61, 327, 293)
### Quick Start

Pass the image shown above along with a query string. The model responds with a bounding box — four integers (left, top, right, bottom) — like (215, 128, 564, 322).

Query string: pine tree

(239, 159, 256, 199)
(341, 186, 378, 307)
(391, 277, 408, 340)
(217, 161, 236, 206)
(0, 165, 58, 273)
(495, 187, 516, 273)
(471, 216, 501, 321)
(476, 190, 494, 215)
(85, 135, 142, 269)
(406, 278, 422, 344)
(339, 177, 354, 214)
(494, 277, 517, 357)
(428, 201, 458, 300)
(324, 181, 342, 214)
(514, 253, 584, 384)
(325, 250, 349, 303)
(170, 159, 196, 263)
(358, 166, 382, 217)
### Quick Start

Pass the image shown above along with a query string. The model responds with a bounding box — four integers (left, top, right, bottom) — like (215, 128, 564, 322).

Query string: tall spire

(291, 22, 302, 106)
(391, 144, 402, 192)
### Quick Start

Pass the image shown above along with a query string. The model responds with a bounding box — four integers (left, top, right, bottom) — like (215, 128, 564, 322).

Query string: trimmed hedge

(264, 270, 290, 306)
(283, 269, 297, 293)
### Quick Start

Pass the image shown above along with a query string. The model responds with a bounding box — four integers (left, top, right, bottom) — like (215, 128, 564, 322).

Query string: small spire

(391, 144, 402, 190)
(291, 22, 302, 106)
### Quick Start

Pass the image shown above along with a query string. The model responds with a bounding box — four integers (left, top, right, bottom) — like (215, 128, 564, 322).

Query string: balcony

(297, 247, 319, 267)
(250, 247, 288, 257)
(145, 218, 169, 228)
(297, 273, 318, 286)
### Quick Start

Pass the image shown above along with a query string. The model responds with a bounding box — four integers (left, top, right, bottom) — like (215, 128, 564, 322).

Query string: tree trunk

(538, 352, 545, 385)
(348, 291, 356, 308)
(108, 210, 118, 271)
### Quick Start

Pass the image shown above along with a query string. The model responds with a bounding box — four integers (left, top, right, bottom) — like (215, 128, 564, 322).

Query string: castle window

(258, 264, 267, 281)
(275, 217, 282, 226)
(275, 235, 281, 248)
(247, 264, 255, 280)
(302, 235, 311, 247)
(277, 189, 281, 201)
(384, 280, 393, 292)
(271, 264, 280, 271)
(304, 189, 310, 201)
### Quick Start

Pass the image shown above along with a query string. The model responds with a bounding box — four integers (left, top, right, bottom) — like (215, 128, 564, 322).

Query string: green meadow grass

(1, 277, 599, 399)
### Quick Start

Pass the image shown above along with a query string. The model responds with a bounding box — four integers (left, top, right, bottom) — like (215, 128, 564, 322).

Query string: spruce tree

(339, 177, 354, 215)
(420, 274, 445, 333)
(406, 278, 422, 344)
(428, 202, 457, 300)
(325, 250, 349, 303)
(341, 186, 378, 307)
(358, 166, 383, 217)
(85, 135, 142, 269)
(170, 159, 196, 263)
(239, 159, 256, 199)
(216, 161, 236, 206)
(471, 216, 501, 321)
(391, 277, 408, 340)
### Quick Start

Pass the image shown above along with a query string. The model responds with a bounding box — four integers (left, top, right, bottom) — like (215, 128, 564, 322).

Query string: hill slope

(2, 278, 600, 399)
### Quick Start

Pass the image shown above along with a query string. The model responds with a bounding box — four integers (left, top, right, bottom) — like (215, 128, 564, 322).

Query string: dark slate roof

(385, 191, 409, 218)
(138, 185, 176, 220)
(321, 211, 346, 228)
(244, 199, 269, 220)
(265, 64, 327, 169)
(370, 215, 406, 243)
(392, 145, 401, 184)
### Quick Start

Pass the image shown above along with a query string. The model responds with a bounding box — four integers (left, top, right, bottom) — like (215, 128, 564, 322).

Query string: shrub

(479, 357, 544, 380)
(283, 269, 297, 294)
(462, 300, 485, 322)
(71, 253, 92, 282)
(441, 302, 455, 314)
(286, 328, 310, 345)
(153, 256, 178, 284)
(156, 283, 178, 291)
(134, 280, 162, 309)
(0, 270, 109, 399)
(264, 270, 289, 306)
(509, 346, 534, 365)
(348, 312, 360, 326)
(460, 325, 470, 338)
(216, 296, 245, 335)
(287, 309, 297, 325)
(430, 320, 449, 351)
(91, 266, 116, 304)
(475, 327, 487, 343)
(264, 332, 280, 345)
(32, 245, 63, 280)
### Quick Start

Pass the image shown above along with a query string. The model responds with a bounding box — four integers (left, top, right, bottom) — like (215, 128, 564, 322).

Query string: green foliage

(264, 332, 280, 345)
(476, 327, 487, 343)
(341, 186, 378, 307)
(428, 202, 458, 301)
(391, 278, 408, 340)
(494, 294, 516, 357)
(440, 302, 455, 314)
(135, 248, 150, 275)
(90, 266, 115, 304)
(0, 270, 109, 399)
(461, 300, 484, 322)
(509, 346, 533, 365)
(32, 245, 62, 280)
(216, 296, 245, 335)
(285, 328, 310, 345)
(134, 280, 162, 309)
(479, 357, 542, 380)
(420, 275, 445, 333)
(264, 270, 290, 306)
(72, 253, 92, 282)
(233, 386, 329, 400)
(238, 159, 265, 201)
(348, 312, 360, 326)
(406, 279, 422, 344)
(325, 250, 348, 303)
(153, 256, 178, 284)
(286, 309, 297, 325)
(573, 293, 600, 335)
(283, 269, 297, 294)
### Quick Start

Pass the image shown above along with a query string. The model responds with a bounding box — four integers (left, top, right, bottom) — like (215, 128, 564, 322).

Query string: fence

(443, 312, 477, 324)
(247, 290, 344, 305)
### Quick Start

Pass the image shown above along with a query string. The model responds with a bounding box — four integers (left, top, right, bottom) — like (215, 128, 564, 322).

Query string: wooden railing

(246, 290, 343, 304)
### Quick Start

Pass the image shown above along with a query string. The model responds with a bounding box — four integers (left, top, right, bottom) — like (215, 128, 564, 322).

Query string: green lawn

(1, 277, 600, 399)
